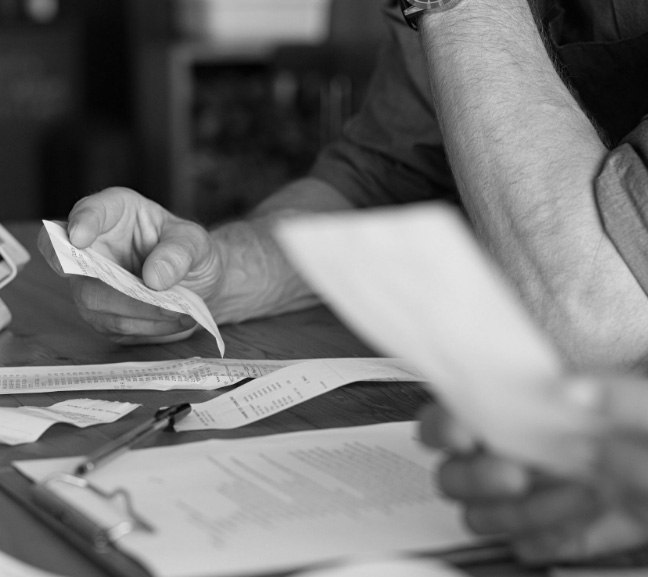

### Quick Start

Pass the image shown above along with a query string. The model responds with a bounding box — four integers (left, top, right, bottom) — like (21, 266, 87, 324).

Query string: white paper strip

(0, 358, 299, 394)
(177, 358, 425, 431)
(0, 399, 139, 445)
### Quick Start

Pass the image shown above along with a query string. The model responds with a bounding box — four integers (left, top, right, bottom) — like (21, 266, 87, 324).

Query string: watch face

(409, 0, 461, 8)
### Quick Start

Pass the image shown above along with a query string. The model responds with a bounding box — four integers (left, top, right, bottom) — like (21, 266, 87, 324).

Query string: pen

(74, 402, 192, 477)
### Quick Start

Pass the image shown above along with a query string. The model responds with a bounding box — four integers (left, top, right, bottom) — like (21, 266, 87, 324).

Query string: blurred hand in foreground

(419, 375, 648, 564)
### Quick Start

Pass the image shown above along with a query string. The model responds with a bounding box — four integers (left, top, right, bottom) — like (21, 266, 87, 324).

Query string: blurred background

(0, 0, 384, 224)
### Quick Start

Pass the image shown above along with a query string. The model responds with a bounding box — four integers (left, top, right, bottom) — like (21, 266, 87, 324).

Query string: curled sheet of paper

(42, 220, 224, 356)
(0, 358, 300, 394)
(275, 204, 601, 477)
(0, 398, 140, 445)
(176, 358, 425, 431)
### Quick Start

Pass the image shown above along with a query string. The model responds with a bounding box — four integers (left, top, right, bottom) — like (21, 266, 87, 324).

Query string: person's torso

(536, 0, 648, 145)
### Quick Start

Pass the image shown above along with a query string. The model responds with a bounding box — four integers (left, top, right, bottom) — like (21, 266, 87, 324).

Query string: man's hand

(418, 375, 648, 564)
(38, 187, 220, 344)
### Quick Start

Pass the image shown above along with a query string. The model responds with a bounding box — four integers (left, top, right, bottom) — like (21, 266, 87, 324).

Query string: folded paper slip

(42, 220, 224, 356)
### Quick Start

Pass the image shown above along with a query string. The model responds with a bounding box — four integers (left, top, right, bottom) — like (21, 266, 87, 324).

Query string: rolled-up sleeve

(596, 116, 648, 293)
(309, 1, 457, 208)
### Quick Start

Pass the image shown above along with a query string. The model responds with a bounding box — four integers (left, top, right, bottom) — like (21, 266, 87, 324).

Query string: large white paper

(42, 220, 225, 356)
(177, 357, 424, 431)
(0, 399, 139, 445)
(15, 421, 479, 577)
(275, 204, 601, 477)
(0, 549, 67, 577)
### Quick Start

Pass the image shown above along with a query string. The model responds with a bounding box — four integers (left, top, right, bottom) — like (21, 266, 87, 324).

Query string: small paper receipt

(176, 357, 425, 431)
(42, 220, 224, 356)
(0, 399, 139, 445)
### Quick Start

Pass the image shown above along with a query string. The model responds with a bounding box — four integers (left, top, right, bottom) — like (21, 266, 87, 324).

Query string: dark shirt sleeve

(596, 116, 648, 294)
(309, 1, 457, 208)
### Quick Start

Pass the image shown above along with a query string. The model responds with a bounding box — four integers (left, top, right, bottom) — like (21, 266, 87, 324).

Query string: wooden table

(0, 222, 542, 577)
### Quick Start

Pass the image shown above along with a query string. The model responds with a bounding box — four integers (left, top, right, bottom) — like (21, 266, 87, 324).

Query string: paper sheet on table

(0, 548, 67, 577)
(42, 220, 224, 356)
(15, 421, 480, 577)
(0, 357, 300, 393)
(0, 357, 420, 399)
(176, 357, 425, 431)
(0, 398, 139, 445)
(275, 204, 600, 477)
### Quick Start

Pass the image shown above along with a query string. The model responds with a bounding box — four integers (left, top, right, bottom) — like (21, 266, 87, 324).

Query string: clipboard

(0, 462, 514, 577)
(0, 466, 152, 577)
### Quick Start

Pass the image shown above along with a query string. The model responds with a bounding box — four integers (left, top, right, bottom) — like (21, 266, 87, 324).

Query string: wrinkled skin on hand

(38, 188, 222, 344)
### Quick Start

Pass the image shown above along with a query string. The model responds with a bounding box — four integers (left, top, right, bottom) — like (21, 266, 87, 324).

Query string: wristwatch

(399, 0, 465, 30)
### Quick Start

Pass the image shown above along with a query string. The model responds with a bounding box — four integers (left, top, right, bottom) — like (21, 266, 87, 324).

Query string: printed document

(16, 421, 479, 577)
(276, 204, 602, 477)
(42, 220, 224, 356)
(177, 357, 424, 430)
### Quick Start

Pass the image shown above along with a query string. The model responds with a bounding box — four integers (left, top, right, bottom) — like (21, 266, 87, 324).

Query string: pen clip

(74, 402, 192, 477)
(154, 402, 192, 429)
(33, 472, 154, 550)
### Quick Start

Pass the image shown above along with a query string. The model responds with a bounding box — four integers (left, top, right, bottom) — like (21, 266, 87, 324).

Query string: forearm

(207, 177, 354, 324)
(419, 0, 648, 367)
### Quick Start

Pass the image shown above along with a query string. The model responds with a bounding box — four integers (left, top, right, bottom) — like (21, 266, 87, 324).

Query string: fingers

(438, 452, 531, 501)
(70, 277, 197, 339)
(141, 219, 215, 292)
(67, 188, 145, 249)
(511, 506, 648, 565)
(463, 481, 600, 537)
(418, 403, 478, 451)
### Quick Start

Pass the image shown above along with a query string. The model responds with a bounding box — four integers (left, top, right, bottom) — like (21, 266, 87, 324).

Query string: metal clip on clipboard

(0, 223, 30, 330)
(27, 402, 191, 551)
(32, 472, 154, 550)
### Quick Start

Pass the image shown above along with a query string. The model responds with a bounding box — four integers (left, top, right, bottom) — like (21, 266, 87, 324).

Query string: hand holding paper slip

(42, 221, 225, 356)
(275, 204, 602, 477)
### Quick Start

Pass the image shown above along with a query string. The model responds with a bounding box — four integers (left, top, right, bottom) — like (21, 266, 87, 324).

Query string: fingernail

(68, 222, 79, 243)
(153, 259, 175, 288)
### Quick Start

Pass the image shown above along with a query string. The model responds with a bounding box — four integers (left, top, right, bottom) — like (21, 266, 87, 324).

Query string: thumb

(141, 220, 210, 291)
